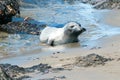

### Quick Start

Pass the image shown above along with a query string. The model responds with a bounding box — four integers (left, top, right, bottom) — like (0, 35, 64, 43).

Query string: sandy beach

(14, 33, 119, 80)
(1, 1, 120, 80)
(17, 9, 120, 79)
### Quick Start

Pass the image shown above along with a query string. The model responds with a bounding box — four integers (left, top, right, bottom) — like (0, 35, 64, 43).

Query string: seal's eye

(70, 25, 74, 28)
(79, 24, 81, 27)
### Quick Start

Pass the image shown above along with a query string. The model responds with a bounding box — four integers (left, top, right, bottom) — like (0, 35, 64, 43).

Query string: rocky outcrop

(65, 0, 120, 9)
(0, 18, 46, 35)
(78, 0, 120, 9)
(0, 63, 52, 80)
(0, 66, 12, 80)
(74, 53, 113, 67)
(0, 0, 46, 35)
(94, 0, 120, 9)
(0, 0, 20, 24)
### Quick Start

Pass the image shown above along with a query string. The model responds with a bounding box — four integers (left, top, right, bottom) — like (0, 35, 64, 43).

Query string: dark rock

(0, 63, 66, 79)
(26, 63, 52, 72)
(0, 64, 26, 78)
(39, 76, 66, 80)
(74, 53, 113, 67)
(0, 18, 46, 35)
(78, 0, 120, 9)
(16, 76, 31, 80)
(65, 0, 120, 9)
(94, 0, 120, 9)
(0, 66, 13, 80)
(0, 63, 52, 79)
(51, 68, 64, 73)
(117, 58, 120, 61)
(0, 0, 20, 24)
(77, 0, 99, 5)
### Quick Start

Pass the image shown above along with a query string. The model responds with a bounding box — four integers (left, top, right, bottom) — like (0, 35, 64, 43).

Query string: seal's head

(63, 22, 86, 37)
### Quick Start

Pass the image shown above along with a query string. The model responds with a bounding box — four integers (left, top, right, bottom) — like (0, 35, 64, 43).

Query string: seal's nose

(82, 28, 86, 32)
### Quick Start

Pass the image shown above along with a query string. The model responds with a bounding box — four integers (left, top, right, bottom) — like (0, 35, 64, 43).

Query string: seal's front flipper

(47, 39, 54, 46)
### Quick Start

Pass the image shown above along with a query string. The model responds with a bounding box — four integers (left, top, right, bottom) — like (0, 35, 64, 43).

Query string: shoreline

(1, 1, 120, 79)
(4, 34, 120, 80)
(1, 8, 120, 67)
(24, 34, 120, 80)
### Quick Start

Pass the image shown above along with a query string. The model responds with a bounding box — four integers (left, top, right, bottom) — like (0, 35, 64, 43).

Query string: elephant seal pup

(40, 22, 86, 46)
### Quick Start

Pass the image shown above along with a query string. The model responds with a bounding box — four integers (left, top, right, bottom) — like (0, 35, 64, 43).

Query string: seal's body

(40, 22, 86, 46)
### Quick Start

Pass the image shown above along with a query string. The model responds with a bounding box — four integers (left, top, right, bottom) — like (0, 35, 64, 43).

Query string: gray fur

(40, 22, 86, 46)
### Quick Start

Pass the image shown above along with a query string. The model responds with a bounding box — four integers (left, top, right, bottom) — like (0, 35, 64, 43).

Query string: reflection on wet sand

(103, 10, 120, 27)
(0, 32, 9, 59)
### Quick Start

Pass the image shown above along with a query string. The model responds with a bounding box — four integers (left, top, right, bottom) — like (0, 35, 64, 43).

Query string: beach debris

(90, 46, 102, 50)
(52, 51, 64, 55)
(74, 53, 113, 67)
(117, 58, 120, 61)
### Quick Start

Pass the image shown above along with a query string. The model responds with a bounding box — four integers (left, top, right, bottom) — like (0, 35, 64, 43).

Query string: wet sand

(1, 26, 120, 79)
(16, 34, 120, 80)
(102, 10, 120, 27)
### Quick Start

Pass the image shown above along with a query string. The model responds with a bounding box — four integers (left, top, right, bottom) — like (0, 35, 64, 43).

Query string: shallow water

(0, 0, 120, 62)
